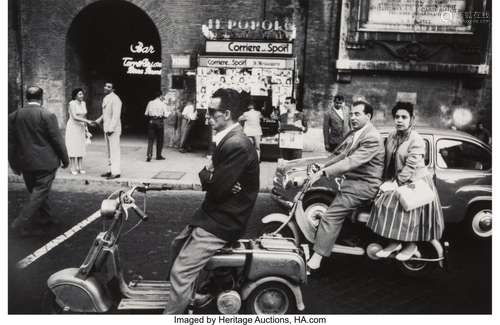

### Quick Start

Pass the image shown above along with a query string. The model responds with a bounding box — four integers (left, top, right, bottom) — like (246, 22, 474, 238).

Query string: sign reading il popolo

(198, 56, 295, 69)
(205, 40, 293, 55)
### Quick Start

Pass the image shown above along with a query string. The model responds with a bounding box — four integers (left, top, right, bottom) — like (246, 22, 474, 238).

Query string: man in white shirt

(179, 99, 197, 153)
(145, 90, 169, 161)
(95, 82, 122, 179)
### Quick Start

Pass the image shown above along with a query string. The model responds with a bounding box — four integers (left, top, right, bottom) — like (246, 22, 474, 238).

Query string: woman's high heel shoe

(375, 242, 402, 258)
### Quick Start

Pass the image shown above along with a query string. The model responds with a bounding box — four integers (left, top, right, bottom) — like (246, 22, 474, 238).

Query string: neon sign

(123, 41, 162, 75)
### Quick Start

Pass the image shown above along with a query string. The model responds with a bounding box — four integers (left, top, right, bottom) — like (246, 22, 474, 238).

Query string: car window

(436, 139, 491, 170)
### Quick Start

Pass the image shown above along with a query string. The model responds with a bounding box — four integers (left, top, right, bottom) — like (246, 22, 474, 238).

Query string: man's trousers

(313, 192, 369, 257)
(15, 169, 57, 227)
(164, 226, 227, 314)
(147, 119, 165, 158)
(105, 132, 121, 175)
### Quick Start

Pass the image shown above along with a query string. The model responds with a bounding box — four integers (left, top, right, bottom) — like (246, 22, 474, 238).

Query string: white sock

(307, 253, 323, 269)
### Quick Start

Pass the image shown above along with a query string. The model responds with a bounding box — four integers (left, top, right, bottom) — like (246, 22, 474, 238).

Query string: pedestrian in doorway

(165, 104, 180, 148)
(94, 81, 122, 179)
(279, 97, 308, 160)
(323, 94, 350, 152)
(145, 90, 169, 161)
(65, 88, 93, 174)
(179, 98, 198, 153)
(239, 101, 262, 159)
(8, 86, 69, 236)
(164, 90, 180, 147)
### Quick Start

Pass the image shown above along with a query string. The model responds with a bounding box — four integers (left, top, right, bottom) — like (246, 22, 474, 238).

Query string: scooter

(43, 184, 308, 314)
(261, 168, 449, 276)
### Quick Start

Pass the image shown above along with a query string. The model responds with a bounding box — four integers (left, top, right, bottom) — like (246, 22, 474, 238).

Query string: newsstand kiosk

(195, 39, 298, 161)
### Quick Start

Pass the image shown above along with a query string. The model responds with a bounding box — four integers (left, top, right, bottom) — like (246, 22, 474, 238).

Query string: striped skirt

(366, 176, 445, 242)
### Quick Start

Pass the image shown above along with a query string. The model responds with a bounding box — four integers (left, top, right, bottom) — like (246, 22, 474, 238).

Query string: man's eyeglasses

(207, 108, 226, 119)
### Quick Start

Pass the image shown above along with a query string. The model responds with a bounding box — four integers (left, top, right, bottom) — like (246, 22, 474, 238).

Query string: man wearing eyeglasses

(164, 88, 260, 314)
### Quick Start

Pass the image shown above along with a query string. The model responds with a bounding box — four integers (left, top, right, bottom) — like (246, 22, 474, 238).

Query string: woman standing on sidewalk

(65, 88, 92, 175)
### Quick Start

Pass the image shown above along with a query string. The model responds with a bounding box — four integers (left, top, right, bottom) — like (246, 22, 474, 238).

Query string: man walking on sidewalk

(95, 81, 122, 179)
(164, 88, 260, 314)
(8, 86, 69, 236)
(145, 90, 169, 161)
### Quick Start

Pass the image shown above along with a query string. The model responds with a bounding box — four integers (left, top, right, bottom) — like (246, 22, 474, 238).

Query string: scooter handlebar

(131, 204, 149, 221)
(136, 184, 172, 193)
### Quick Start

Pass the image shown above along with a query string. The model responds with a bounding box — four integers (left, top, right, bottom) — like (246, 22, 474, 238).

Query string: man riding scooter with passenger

(164, 88, 260, 314)
(306, 97, 385, 270)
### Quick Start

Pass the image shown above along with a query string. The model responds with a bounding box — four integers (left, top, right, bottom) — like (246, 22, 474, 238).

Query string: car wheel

(302, 192, 334, 227)
(466, 203, 492, 240)
(245, 282, 296, 314)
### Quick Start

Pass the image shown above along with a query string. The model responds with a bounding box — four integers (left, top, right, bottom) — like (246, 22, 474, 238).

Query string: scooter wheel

(397, 244, 436, 277)
(245, 282, 296, 315)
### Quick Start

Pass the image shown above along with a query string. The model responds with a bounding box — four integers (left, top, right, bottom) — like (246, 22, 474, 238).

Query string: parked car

(271, 127, 492, 240)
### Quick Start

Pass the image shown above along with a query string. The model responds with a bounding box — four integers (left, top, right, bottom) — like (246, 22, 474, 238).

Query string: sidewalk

(8, 134, 327, 192)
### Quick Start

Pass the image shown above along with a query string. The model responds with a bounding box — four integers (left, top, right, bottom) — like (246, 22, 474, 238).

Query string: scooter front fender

(47, 268, 112, 313)
(261, 213, 300, 245)
(241, 276, 305, 312)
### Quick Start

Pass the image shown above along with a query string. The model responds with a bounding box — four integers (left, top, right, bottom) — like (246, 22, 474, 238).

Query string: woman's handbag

(85, 126, 92, 145)
(397, 179, 435, 211)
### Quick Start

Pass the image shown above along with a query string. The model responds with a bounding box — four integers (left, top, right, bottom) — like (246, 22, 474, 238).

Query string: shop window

(358, 0, 474, 34)
(436, 139, 491, 170)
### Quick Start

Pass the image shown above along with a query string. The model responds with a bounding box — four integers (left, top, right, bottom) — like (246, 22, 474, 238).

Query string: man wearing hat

(307, 97, 385, 270)
(323, 94, 350, 152)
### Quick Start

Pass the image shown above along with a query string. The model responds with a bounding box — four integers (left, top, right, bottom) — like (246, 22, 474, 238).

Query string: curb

(8, 174, 273, 193)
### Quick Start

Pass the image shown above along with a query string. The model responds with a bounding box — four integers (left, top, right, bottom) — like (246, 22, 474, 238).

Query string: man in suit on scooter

(307, 97, 385, 270)
(164, 88, 260, 314)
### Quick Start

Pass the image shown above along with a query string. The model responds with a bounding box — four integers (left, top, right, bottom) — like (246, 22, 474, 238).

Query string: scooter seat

(357, 211, 370, 223)
(351, 205, 371, 223)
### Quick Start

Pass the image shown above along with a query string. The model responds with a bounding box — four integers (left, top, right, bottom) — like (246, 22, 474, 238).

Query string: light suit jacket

(102, 92, 122, 133)
(385, 129, 428, 185)
(323, 122, 385, 199)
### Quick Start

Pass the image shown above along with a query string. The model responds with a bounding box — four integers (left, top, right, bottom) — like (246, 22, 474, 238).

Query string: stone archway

(66, 0, 162, 134)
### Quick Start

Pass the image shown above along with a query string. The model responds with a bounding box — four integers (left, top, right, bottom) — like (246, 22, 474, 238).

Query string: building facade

(8, 0, 491, 135)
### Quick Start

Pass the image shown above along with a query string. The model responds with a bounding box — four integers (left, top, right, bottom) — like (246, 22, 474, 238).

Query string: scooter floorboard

(118, 298, 168, 310)
(128, 280, 171, 289)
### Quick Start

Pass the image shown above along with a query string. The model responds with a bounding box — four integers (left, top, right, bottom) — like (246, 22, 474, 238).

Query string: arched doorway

(66, 0, 161, 134)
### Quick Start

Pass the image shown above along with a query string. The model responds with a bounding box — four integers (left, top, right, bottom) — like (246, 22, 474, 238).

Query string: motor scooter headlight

(217, 290, 241, 314)
(100, 199, 118, 219)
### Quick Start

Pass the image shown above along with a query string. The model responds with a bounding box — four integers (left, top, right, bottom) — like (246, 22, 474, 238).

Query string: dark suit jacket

(323, 122, 384, 199)
(191, 124, 260, 241)
(323, 105, 350, 148)
(8, 103, 69, 172)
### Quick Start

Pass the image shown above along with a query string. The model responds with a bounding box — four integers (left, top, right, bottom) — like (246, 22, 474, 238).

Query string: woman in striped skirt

(366, 102, 444, 261)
